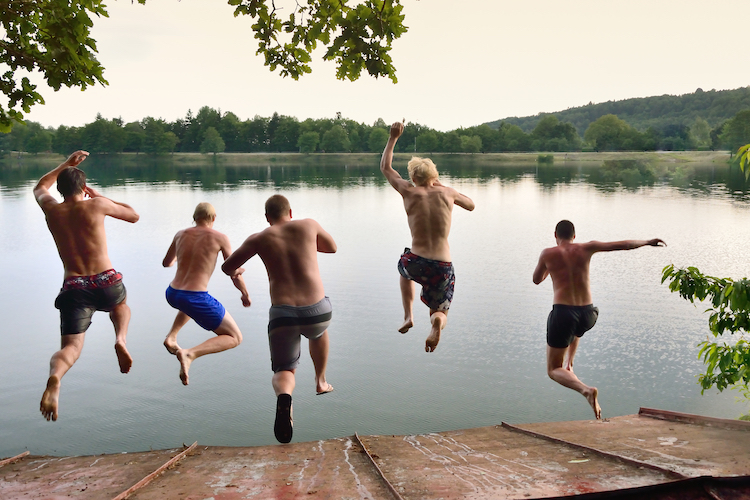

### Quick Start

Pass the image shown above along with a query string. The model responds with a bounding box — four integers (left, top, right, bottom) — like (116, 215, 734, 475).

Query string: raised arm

(380, 121, 411, 192)
(85, 186, 140, 223)
(219, 234, 251, 307)
(585, 239, 666, 253)
(33, 150, 89, 206)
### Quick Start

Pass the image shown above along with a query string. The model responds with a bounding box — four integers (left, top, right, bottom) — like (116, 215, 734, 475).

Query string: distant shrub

(537, 154, 554, 164)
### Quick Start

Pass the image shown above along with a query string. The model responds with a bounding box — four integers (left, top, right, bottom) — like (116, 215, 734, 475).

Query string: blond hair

(407, 156, 439, 186)
(193, 202, 216, 222)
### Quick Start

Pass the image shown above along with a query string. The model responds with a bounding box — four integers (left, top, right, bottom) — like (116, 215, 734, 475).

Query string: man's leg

(398, 276, 415, 333)
(164, 311, 190, 355)
(109, 300, 133, 374)
(564, 336, 580, 372)
(426, 309, 447, 353)
(310, 331, 333, 394)
(272, 369, 295, 443)
(175, 311, 242, 386)
(547, 344, 601, 419)
(40, 333, 85, 421)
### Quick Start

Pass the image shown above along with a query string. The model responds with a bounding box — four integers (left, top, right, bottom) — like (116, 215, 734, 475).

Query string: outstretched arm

(222, 235, 258, 277)
(586, 239, 666, 253)
(380, 121, 411, 192)
(33, 150, 89, 206)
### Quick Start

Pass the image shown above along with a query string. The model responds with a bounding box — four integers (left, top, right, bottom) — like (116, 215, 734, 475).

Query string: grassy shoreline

(0, 150, 732, 168)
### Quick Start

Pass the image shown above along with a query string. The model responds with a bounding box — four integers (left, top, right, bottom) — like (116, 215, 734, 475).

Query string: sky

(22, 0, 750, 132)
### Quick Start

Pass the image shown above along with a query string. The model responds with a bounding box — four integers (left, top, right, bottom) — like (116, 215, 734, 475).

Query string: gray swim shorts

(268, 297, 332, 373)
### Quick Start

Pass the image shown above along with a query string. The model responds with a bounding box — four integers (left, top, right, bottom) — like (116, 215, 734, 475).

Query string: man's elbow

(220, 261, 233, 276)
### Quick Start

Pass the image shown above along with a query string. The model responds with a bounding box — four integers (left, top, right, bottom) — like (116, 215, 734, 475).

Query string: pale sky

(23, 0, 750, 132)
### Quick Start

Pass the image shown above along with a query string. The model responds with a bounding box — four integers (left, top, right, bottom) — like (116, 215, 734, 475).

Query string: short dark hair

(555, 220, 575, 240)
(265, 194, 291, 220)
(57, 167, 86, 198)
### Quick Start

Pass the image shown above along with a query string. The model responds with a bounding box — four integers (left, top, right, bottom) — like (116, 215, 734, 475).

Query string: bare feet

(398, 318, 413, 334)
(316, 382, 334, 395)
(115, 343, 133, 373)
(584, 387, 601, 420)
(176, 349, 193, 386)
(425, 313, 444, 352)
(163, 336, 180, 355)
(40, 376, 61, 421)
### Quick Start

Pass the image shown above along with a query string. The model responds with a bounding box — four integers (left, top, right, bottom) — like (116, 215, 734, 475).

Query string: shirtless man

(34, 151, 140, 421)
(380, 121, 475, 352)
(533, 220, 666, 419)
(222, 195, 336, 444)
(162, 203, 251, 385)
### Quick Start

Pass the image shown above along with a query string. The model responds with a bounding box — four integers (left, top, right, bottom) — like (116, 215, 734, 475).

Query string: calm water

(1, 157, 749, 458)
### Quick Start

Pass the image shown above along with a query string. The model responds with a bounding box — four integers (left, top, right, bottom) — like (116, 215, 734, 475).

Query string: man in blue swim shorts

(533, 219, 666, 420)
(34, 151, 140, 421)
(223, 195, 337, 443)
(162, 203, 250, 385)
(381, 121, 475, 352)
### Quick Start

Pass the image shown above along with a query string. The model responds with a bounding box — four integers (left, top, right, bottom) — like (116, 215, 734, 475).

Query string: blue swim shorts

(166, 285, 226, 331)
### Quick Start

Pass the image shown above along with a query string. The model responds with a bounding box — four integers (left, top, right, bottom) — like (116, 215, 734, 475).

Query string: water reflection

(1, 155, 748, 201)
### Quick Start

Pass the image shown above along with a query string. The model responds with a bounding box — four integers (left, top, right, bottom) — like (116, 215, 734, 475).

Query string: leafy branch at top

(662, 264, 750, 393)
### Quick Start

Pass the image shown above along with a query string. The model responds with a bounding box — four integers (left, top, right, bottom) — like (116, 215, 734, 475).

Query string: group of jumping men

(33, 121, 664, 443)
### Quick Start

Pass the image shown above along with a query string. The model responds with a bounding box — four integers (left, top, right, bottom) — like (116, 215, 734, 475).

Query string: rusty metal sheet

(515, 413, 750, 478)
(129, 438, 392, 500)
(359, 425, 672, 499)
(0, 448, 186, 499)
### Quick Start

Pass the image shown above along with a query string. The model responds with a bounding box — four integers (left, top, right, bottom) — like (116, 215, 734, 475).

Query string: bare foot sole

(176, 350, 192, 386)
(398, 319, 413, 334)
(115, 343, 133, 373)
(163, 338, 180, 355)
(40, 376, 61, 422)
(585, 387, 602, 420)
(274, 394, 293, 443)
(316, 383, 334, 395)
(425, 330, 440, 352)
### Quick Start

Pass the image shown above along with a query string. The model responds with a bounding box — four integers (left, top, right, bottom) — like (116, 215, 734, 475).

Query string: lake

(1, 155, 749, 458)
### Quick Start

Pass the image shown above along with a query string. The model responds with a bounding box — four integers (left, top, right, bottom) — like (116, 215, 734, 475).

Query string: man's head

(555, 220, 575, 240)
(193, 202, 216, 223)
(265, 194, 291, 222)
(56, 167, 86, 198)
(407, 157, 439, 186)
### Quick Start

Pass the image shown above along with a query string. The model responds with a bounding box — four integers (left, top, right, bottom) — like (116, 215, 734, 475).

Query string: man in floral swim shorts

(381, 121, 475, 353)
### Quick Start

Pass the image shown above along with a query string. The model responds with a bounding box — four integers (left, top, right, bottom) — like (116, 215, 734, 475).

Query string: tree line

(2, 105, 749, 157)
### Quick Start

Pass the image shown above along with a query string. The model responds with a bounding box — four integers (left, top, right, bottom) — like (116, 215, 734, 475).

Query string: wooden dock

(2, 408, 750, 499)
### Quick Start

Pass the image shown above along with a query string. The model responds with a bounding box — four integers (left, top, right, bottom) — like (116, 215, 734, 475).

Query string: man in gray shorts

(223, 194, 336, 443)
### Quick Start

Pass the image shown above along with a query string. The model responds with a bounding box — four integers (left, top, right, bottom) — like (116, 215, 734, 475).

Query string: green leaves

(663, 265, 750, 393)
(231, 0, 407, 82)
(737, 144, 750, 181)
(1, 0, 109, 131)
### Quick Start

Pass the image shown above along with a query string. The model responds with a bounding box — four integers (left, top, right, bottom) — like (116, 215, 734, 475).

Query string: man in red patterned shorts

(34, 151, 140, 421)
(380, 121, 475, 352)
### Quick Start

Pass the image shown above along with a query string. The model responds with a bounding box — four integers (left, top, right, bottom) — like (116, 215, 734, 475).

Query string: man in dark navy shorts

(533, 220, 665, 419)
(34, 151, 140, 421)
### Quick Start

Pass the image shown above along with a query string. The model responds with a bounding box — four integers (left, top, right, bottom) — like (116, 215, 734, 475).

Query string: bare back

(166, 226, 229, 291)
(224, 218, 336, 306)
(401, 185, 457, 262)
(43, 198, 116, 277)
(536, 243, 595, 306)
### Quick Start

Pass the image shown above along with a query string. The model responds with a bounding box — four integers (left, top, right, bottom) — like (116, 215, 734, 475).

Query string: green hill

(486, 86, 750, 135)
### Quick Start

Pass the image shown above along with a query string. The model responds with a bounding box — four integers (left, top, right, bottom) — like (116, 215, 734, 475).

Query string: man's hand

(390, 121, 404, 140)
(83, 186, 102, 199)
(64, 150, 89, 167)
(648, 239, 667, 247)
(241, 293, 252, 308)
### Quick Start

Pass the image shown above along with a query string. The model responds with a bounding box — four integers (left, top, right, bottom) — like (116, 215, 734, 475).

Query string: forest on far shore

(2, 87, 750, 157)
